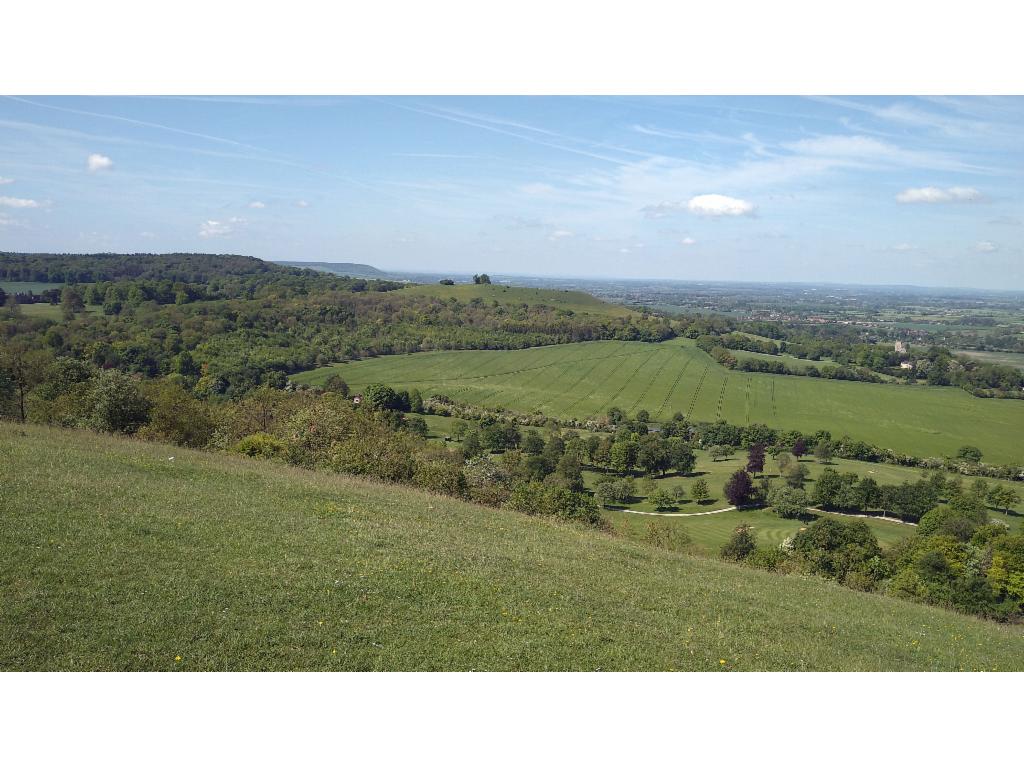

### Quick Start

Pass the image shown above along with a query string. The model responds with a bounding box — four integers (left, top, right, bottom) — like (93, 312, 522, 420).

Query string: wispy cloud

(0, 196, 40, 208)
(896, 186, 983, 204)
(681, 236, 697, 246)
(975, 241, 998, 253)
(0, 176, 13, 185)
(198, 216, 245, 238)
(248, 200, 266, 209)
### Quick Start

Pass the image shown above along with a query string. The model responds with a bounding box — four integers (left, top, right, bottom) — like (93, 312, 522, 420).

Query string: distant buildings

(894, 341, 908, 354)
(900, 361, 914, 370)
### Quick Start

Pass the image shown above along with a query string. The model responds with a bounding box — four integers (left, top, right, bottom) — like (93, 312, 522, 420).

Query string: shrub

(648, 487, 676, 511)
(234, 432, 288, 459)
(791, 518, 881, 583)
(84, 370, 151, 434)
(691, 478, 710, 504)
(642, 520, 692, 552)
(720, 523, 757, 561)
(139, 380, 216, 448)
(746, 547, 786, 571)
(414, 457, 469, 498)
(504, 482, 603, 526)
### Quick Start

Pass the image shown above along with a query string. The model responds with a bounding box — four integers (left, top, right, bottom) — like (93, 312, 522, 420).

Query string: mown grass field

(0, 281, 65, 293)
(955, 349, 1024, 371)
(399, 282, 636, 317)
(293, 338, 1024, 464)
(3, 422, 1023, 671)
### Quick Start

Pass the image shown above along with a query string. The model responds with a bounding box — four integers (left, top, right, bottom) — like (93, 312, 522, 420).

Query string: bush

(720, 523, 757, 561)
(234, 432, 288, 459)
(648, 487, 676, 511)
(504, 482, 604, 526)
(84, 370, 151, 434)
(413, 458, 469, 498)
(642, 520, 692, 552)
(791, 518, 882, 583)
(746, 547, 787, 571)
(139, 380, 216, 448)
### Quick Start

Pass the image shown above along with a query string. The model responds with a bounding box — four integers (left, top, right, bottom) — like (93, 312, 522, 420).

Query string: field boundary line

(588, 347, 661, 420)
(653, 354, 693, 421)
(626, 349, 674, 414)
(686, 363, 710, 420)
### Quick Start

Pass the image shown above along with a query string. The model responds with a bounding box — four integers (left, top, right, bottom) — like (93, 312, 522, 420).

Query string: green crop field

(399, 282, 636, 317)
(955, 349, 1024, 371)
(0, 281, 65, 293)
(293, 338, 1024, 464)
(3, 422, 1023, 671)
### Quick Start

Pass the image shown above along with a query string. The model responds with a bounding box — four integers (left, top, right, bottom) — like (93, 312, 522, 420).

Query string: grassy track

(3, 422, 1024, 671)
(294, 339, 1024, 463)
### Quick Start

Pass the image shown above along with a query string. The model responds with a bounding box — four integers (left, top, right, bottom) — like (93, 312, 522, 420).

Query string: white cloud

(548, 229, 574, 241)
(87, 153, 113, 172)
(0, 196, 39, 208)
(296, 199, 310, 207)
(248, 201, 266, 209)
(681, 237, 697, 246)
(0, 176, 13, 185)
(891, 243, 918, 252)
(975, 241, 998, 253)
(640, 202, 686, 219)
(896, 186, 983, 204)
(687, 194, 755, 217)
(139, 231, 156, 239)
(199, 217, 246, 238)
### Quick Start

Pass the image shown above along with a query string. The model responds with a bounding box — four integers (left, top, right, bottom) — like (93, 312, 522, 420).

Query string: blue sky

(1, 95, 1021, 288)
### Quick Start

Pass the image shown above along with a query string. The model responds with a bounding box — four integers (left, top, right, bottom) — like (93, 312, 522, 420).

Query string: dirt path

(621, 504, 918, 526)
(620, 505, 737, 517)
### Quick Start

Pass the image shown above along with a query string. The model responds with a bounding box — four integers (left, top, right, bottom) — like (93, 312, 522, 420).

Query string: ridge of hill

(2, 422, 1022, 671)
(274, 261, 391, 278)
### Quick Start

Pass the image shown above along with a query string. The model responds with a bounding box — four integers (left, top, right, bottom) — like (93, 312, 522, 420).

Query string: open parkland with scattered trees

(3, 252, 1024, 669)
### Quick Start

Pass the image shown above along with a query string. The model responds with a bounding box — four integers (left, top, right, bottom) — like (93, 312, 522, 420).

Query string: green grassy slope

(2, 423, 1023, 671)
(293, 338, 1024, 464)
(399, 283, 636, 317)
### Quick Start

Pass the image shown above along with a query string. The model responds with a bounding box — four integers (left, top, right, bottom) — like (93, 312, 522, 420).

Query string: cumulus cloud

(0, 196, 39, 208)
(681, 237, 697, 246)
(548, 229, 573, 241)
(896, 186, 983, 204)
(198, 217, 245, 238)
(87, 153, 113, 172)
(296, 199, 310, 207)
(248, 201, 266, 209)
(0, 176, 13, 185)
(975, 241, 998, 253)
(687, 194, 755, 217)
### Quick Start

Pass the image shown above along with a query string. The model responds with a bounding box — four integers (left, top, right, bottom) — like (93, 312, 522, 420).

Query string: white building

(894, 341, 908, 354)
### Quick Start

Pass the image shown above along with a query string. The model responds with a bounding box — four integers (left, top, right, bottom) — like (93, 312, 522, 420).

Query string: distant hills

(275, 261, 391, 278)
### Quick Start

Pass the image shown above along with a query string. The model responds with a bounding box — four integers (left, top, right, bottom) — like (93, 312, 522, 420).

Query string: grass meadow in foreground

(2, 422, 1023, 671)
(293, 338, 1024, 464)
